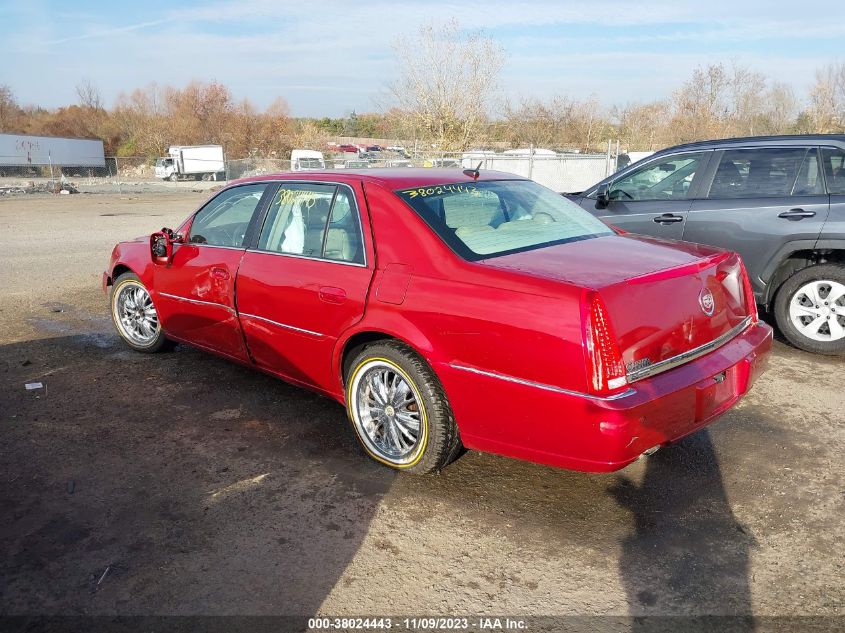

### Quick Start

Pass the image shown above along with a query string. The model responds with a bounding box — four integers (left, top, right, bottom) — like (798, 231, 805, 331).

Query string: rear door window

(706, 148, 810, 199)
(792, 150, 824, 196)
(257, 183, 365, 264)
(822, 147, 845, 194)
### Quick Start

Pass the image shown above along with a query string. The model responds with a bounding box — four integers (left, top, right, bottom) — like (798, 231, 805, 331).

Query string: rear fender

(332, 307, 439, 402)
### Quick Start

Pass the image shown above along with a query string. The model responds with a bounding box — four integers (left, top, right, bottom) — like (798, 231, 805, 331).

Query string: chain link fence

(0, 151, 620, 195)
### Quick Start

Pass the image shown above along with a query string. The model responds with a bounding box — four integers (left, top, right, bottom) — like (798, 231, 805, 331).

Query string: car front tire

(110, 272, 172, 353)
(774, 264, 845, 355)
(345, 341, 461, 474)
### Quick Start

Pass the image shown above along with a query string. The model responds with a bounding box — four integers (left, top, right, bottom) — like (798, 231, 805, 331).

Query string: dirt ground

(0, 192, 842, 629)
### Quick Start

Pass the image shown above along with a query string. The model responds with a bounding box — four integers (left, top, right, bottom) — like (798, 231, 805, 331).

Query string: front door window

(607, 153, 704, 201)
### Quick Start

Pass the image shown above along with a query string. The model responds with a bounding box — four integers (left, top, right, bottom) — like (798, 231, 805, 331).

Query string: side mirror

(150, 228, 182, 265)
(595, 183, 610, 209)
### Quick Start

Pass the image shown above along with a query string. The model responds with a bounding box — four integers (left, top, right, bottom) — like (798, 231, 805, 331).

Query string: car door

(683, 146, 830, 298)
(820, 146, 845, 245)
(579, 151, 711, 239)
(153, 182, 271, 361)
(235, 181, 375, 393)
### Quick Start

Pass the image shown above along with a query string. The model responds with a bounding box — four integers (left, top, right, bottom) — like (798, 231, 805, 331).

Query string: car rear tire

(774, 264, 845, 355)
(345, 341, 461, 474)
(110, 272, 173, 353)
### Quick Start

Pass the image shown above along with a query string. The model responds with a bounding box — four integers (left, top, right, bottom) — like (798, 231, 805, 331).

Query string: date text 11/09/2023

(307, 617, 528, 630)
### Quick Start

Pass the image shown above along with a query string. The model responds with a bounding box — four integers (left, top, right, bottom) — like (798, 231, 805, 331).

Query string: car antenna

(463, 161, 482, 180)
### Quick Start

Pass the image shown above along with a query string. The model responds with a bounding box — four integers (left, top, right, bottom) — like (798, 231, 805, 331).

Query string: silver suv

(569, 135, 845, 355)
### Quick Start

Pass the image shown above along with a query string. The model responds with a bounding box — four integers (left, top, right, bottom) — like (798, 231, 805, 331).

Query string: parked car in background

(104, 169, 771, 474)
(569, 135, 845, 354)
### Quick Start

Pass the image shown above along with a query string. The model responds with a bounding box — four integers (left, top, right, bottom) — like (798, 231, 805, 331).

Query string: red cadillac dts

(104, 169, 772, 474)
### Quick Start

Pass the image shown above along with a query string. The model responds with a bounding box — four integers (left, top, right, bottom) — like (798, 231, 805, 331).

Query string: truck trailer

(0, 134, 105, 175)
(155, 145, 225, 181)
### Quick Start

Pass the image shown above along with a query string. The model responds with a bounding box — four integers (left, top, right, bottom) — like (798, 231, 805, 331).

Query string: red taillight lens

(583, 292, 627, 394)
(739, 259, 758, 323)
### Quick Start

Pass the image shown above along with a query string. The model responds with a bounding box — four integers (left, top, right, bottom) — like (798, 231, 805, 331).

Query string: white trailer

(155, 145, 225, 181)
(0, 134, 105, 171)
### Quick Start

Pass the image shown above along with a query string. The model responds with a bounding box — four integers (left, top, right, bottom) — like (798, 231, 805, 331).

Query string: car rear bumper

(439, 321, 773, 472)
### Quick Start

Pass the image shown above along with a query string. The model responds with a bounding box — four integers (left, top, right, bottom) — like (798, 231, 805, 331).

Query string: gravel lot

(0, 192, 842, 629)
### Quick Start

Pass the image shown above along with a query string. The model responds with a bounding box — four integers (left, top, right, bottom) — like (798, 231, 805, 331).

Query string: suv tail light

(739, 259, 758, 323)
(583, 292, 627, 395)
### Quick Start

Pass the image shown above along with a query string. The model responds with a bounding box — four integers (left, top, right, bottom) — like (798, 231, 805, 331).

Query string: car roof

(232, 168, 526, 190)
(654, 134, 845, 155)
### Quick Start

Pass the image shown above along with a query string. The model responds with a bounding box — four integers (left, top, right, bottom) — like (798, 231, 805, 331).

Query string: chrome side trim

(158, 292, 235, 312)
(239, 312, 325, 338)
(626, 316, 753, 383)
(175, 243, 244, 251)
(447, 363, 636, 401)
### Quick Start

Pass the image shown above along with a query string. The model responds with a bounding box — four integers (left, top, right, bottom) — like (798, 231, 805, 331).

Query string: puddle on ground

(29, 304, 117, 349)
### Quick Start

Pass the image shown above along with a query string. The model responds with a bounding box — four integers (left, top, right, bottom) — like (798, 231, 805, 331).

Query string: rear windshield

(395, 180, 613, 260)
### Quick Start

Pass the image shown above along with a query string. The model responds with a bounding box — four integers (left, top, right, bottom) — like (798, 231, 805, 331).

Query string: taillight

(583, 292, 627, 395)
(739, 259, 758, 323)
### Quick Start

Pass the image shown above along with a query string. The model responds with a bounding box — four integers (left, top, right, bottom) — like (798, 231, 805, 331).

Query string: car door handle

(778, 209, 816, 220)
(210, 267, 230, 280)
(653, 214, 684, 224)
(319, 286, 347, 304)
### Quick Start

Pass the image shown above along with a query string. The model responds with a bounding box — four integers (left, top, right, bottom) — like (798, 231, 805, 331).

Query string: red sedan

(104, 169, 772, 474)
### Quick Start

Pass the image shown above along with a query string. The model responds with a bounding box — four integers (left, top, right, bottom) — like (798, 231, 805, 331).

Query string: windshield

(297, 158, 324, 169)
(396, 180, 613, 260)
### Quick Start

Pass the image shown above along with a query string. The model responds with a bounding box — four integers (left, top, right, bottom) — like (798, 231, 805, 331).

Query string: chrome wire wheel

(113, 281, 161, 347)
(789, 279, 845, 342)
(349, 359, 426, 465)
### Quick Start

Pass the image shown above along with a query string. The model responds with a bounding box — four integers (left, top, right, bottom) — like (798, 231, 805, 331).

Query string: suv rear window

(396, 180, 613, 260)
(707, 148, 820, 198)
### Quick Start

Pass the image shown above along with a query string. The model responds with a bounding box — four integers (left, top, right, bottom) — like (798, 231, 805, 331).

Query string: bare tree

(502, 97, 570, 148)
(76, 78, 103, 111)
(389, 19, 504, 150)
(615, 101, 671, 150)
(808, 62, 845, 132)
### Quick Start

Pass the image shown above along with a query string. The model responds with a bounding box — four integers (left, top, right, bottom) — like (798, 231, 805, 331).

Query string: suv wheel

(774, 264, 845, 355)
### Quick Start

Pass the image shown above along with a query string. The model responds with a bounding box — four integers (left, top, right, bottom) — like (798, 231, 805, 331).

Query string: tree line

(1, 22, 844, 158)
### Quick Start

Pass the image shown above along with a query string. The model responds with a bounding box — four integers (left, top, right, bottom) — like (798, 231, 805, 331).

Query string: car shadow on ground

(2, 331, 758, 628)
(0, 333, 395, 617)
(610, 431, 756, 630)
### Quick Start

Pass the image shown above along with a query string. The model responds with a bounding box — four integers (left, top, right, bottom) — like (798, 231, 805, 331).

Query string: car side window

(324, 187, 365, 264)
(792, 151, 824, 196)
(821, 147, 845, 194)
(606, 153, 703, 201)
(706, 148, 809, 199)
(188, 184, 267, 247)
(257, 184, 365, 264)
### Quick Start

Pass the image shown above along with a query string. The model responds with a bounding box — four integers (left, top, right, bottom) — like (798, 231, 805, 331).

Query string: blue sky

(2, 1, 842, 117)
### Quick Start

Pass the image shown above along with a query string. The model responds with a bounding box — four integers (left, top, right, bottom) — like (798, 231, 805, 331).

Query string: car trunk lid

(477, 234, 753, 379)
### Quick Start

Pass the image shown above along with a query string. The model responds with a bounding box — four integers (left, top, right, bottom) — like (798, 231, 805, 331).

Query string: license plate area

(695, 368, 738, 422)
